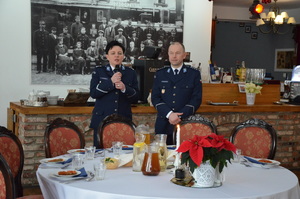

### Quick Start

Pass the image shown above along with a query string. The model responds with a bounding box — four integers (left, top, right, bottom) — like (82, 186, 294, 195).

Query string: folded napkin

(57, 158, 72, 165)
(244, 156, 265, 165)
(122, 147, 133, 150)
(73, 167, 88, 178)
(118, 153, 133, 167)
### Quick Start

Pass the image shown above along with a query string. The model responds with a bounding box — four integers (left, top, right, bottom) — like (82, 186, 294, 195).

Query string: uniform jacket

(89, 65, 139, 129)
(151, 65, 202, 134)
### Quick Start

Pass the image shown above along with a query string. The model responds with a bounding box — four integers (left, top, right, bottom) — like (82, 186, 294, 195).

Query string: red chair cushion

(0, 137, 21, 178)
(233, 127, 271, 158)
(102, 123, 135, 148)
(0, 171, 6, 199)
(180, 123, 214, 143)
(49, 127, 82, 157)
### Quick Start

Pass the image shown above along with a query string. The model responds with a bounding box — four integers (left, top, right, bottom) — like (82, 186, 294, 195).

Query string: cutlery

(61, 163, 71, 169)
(86, 171, 95, 181)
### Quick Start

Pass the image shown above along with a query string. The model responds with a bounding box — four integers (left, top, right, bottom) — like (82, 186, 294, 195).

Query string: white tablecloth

(37, 157, 300, 199)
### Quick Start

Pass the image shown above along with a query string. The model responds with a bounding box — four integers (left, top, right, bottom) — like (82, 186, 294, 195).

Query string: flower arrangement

(177, 133, 236, 173)
(245, 82, 263, 94)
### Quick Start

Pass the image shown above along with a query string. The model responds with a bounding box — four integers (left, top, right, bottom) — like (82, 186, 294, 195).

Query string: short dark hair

(105, 41, 125, 54)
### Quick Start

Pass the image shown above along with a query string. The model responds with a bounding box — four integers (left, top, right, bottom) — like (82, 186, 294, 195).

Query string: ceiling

(213, 0, 300, 10)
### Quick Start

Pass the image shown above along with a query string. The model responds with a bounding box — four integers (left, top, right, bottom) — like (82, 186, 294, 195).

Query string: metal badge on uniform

(161, 89, 165, 94)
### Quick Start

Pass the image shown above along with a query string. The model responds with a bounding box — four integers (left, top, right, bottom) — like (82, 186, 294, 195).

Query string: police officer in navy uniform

(151, 42, 202, 144)
(90, 41, 139, 147)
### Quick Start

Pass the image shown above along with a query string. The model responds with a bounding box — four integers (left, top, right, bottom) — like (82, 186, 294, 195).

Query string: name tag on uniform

(161, 89, 165, 94)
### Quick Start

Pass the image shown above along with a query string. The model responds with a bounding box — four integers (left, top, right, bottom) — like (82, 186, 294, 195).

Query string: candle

(176, 124, 180, 150)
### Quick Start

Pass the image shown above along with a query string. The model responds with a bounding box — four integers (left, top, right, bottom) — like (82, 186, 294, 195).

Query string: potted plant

(245, 82, 263, 105)
(177, 133, 236, 187)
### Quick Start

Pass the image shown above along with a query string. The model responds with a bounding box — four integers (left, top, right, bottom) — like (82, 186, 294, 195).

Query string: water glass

(233, 148, 242, 163)
(85, 146, 96, 160)
(112, 141, 123, 158)
(94, 161, 106, 180)
(72, 153, 84, 169)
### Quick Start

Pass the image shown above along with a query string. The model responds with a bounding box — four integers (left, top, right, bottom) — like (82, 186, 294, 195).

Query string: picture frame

(238, 83, 246, 93)
(245, 26, 251, 33)
(274, 48, 295, 72)
(251, 32, 258, 39)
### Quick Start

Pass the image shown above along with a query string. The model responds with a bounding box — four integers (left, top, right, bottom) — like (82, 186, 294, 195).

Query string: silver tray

(170, 177, 222, 188)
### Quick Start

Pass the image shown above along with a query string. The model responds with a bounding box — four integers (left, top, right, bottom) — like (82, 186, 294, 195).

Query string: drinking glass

(72, 153, 84, 169)
(233, 148, 242, 163)
(94, 161, 106, 180)
(85, 146, 96, 160)
(112, 141, 123, 158)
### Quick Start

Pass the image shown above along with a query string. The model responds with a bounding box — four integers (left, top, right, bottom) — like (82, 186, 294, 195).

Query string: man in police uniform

(151, 42, 202, 144)
(89, 41, 139, 147)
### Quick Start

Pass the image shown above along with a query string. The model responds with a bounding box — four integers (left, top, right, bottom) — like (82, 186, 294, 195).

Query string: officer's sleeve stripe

(127, 89, 137, 98)
(155, 103, 166, 109)
(96, 84, 108, 93)
(185, 104, 194, 113)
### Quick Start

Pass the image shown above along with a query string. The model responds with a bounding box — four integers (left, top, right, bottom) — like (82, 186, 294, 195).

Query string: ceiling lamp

(256, 0, 296, 34)
(249, 0, 264, 19)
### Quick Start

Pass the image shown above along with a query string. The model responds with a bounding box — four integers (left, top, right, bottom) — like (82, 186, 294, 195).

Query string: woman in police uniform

(90, 41, 139, 147)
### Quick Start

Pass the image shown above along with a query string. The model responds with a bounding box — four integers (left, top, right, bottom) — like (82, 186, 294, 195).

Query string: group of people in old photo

(33, 11, 182, 76)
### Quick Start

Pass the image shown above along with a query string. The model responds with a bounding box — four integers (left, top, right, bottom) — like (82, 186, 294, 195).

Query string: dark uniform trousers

(151, 65, 202, 145)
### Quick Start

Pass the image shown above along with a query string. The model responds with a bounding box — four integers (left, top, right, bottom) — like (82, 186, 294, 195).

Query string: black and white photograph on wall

(31, 0, 184, 85)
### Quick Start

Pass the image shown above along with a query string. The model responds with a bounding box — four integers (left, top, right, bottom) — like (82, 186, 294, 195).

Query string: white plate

(67, 149, 85, 154)
(122, 145, 133, 150)
(245, 157, 280, 168)
(40, 157, 68, 164)
(53, 170, 81, 178)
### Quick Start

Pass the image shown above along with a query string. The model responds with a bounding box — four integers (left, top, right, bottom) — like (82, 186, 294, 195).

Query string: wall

(213, 5, 300, 81)
(0, 0, 212, 126)
(211, 21, 295, 81)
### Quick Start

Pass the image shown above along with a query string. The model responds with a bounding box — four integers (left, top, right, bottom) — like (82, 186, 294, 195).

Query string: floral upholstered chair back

(229, 118, 277, 159)
(0, 153, 15, 199)
(98, 114, 136, 149)
(176, 115, 217, 143)
(44, 118, 85, 158)
(0, 126, 24, 197)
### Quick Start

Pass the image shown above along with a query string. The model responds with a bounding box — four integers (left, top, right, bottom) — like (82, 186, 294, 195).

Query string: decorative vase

(246, 93, 256, 105)
(192, 161, 216, 187)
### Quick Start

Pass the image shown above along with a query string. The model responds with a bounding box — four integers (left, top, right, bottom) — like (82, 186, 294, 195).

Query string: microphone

(114, 65, 120, 73)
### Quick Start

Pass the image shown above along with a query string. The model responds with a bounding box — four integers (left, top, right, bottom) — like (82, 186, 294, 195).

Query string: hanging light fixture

(256, 0, 296, 34)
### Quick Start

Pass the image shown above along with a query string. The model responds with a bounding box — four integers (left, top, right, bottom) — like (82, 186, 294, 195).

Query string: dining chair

(97, 114, 136, 149)
(0, 152, 44, 199)
(0, 126, 24, 197)
(44, 118, 85, 158)
(175, 115, 217, 143)
(229, 118, 277, 159)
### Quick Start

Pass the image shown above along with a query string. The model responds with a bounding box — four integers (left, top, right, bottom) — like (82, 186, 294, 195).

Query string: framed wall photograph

(274, 48, 295, 72)
(245, 26, 251, 33)
(251, 32, 258, 39)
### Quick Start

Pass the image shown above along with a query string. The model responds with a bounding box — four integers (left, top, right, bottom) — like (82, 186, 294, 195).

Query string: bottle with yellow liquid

(132, 133, 146, 172)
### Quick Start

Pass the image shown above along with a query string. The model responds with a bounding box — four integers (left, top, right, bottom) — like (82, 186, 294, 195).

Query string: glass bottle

(132, 133, 146, 172)
(239, 61, 246, 82)
(141, 142, 160, 176)
(154, 134, 168, 172)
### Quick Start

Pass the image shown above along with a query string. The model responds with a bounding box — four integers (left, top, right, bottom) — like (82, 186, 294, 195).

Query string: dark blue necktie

(174, 69, 179, 75)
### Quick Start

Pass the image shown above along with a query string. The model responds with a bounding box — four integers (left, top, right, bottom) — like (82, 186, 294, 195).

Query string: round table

(37, 157, 300, 199)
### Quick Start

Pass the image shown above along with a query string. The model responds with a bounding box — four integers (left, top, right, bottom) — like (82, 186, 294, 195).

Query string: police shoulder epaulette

(157, 66, 169, 72)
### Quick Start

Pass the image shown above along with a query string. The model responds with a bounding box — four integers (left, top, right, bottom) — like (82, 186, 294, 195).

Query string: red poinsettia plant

(177, 133, 236, 173)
